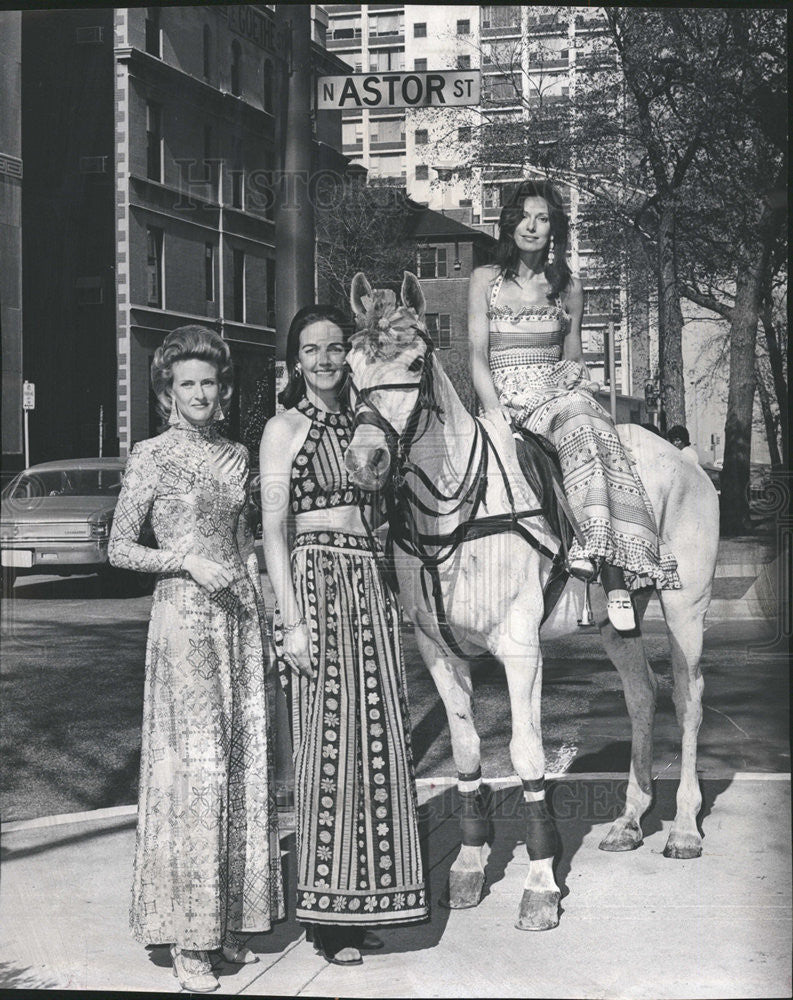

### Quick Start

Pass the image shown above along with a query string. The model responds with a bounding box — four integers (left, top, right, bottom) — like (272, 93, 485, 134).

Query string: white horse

(343, 272, 720, 931)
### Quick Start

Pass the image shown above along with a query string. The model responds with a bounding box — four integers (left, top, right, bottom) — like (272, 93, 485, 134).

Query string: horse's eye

(407, 356, 424, 373)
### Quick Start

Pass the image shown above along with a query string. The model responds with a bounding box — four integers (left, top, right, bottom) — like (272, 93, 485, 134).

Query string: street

(1, 565, 788, 824)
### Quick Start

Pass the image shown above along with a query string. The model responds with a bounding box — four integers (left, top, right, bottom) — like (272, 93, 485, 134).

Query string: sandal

(221, 931, 258, 965)
(313, 924, 363, 966)
(170, 945, 219, 993)
(606, 590, 636, 632)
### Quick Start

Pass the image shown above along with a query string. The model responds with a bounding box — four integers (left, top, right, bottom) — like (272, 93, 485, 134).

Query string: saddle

(511, 427, 573, 551)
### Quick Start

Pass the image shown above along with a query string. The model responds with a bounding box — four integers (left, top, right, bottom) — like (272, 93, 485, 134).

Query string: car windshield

(2, 468, 123, 499)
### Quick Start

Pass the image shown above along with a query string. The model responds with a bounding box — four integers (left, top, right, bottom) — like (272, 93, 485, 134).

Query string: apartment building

(323, 4, 644, 400)
(20, 5, 348, 462)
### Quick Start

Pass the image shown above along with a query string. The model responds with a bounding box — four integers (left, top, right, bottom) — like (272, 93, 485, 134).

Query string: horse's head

(344, 270, 438, 491)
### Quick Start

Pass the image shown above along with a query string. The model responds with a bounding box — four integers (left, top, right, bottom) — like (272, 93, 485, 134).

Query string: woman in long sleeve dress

(259, 306, 427, 967)
(109, 325, 284, 993)
(468, 180, 681, 630)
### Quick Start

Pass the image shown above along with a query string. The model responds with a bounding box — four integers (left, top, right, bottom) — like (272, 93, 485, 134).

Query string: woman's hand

(281, 621, 315, 680)
(183, 553, 235, 594)
(483, 404, 514, 428)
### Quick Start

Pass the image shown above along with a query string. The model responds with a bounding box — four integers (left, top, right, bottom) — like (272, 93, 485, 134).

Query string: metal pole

(607, 320, 617, 422)
(274, 4, 315, 360)
(98, 405, 104, 457)
(23, 409, 29, 469)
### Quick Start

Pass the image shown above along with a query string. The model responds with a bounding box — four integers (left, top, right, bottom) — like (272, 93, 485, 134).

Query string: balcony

(369, 139, 406, 151)
(481, 23, 521, 39)
(367, 31, 404, 46)
(342, 139, 364, 150)
(327, 33, 362, 50)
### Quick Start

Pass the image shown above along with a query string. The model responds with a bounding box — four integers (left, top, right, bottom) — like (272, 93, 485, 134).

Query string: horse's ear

(350, 272, 373, 317)
(401, 271, 425, 318)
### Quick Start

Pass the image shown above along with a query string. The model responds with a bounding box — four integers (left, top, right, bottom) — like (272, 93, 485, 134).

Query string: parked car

(0, 457, 151, 595)
(700, 461, 721, 495)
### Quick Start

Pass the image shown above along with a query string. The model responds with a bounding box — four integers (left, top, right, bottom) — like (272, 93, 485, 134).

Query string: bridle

(348, 336, 566, 659)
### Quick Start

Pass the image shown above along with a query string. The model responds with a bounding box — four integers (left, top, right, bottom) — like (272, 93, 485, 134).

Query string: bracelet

(282, 616, 306, 637)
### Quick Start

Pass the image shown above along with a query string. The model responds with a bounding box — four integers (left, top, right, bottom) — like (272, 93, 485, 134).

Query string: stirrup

(221, 931, 258, 965)
(170, 946, 219, 993)
(567, 556, 597, 582)
(606, 590, 636, 632)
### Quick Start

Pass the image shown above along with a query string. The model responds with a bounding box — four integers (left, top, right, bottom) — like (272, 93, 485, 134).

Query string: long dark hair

(278, 304, 353, 409)
(495, 179, 571, 298)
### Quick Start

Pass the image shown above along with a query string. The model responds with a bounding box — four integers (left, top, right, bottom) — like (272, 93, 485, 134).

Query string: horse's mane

(350, 286, 443, 425)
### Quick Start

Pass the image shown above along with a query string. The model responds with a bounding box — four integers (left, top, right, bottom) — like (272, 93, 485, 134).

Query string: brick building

(19, 5, 350, 463)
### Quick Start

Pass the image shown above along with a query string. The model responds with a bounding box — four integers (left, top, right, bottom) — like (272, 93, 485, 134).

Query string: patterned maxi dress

(109, 420, 285, 948)
(487, 273, 681, 591)
(272, 398, 428, 927)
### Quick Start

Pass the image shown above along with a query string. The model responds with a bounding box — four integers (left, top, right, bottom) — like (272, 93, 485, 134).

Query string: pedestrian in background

(667, 424, 700, 464)
(259, 305, 427, 967)
(109, 325, 284, 993)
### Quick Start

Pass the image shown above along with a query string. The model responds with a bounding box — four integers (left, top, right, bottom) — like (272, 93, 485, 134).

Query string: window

(415, 164, 428, 180)
(456, 54, 471, 70)
(266, 258, 276, 327)
(417, 247, 447, 279)
(415, 129, 428, 145)
(202, 24, 211, 80)
(332, 17, 361, 40)
(370, 49, 403, 72)
(457, 19, 470, 35)
(145, 7, 160, 57)
(483, 185, 501, 209)
(204, 243, 214, 301)
(231, 137, 243, 209)
(263, 59, 273, 113)
(231, 40, 242, 97)
(458, 126, 471, 143)
(584, 287, 620, 316)
(414, 58, 427, 72)
(371, 119, 403, 144)
(370, 13, 402, 37)
(203, 124, 217, 193)
(482, 6, 520, 29)
(459, 198, 472, 207)
(414, 22, 427, 37)
(232, 249, 245, 322)
(425, 313, 451, 349)
(146, 102, 162, 182)
(146, 227, 164, 307)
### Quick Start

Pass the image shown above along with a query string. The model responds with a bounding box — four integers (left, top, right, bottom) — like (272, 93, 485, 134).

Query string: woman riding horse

(468, 179, 682, 631)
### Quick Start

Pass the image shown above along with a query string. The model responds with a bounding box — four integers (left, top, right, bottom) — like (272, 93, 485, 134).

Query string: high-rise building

(323, 4, 643, 401)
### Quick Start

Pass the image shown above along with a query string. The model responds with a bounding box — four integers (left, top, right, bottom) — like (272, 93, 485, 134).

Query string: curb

(3, 773, 788, 835)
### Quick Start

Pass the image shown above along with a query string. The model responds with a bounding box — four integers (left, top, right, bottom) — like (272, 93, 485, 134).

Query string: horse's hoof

(663, 833, 702, 859)
(599, 820, 643, 852)
(515, 890, 560, 931)
(445, 870, 485, 909)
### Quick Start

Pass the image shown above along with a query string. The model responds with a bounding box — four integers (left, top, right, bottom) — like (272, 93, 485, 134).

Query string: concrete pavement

(1, 775, 790, 998)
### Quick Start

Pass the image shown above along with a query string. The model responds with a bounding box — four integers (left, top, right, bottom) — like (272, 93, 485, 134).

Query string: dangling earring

(294, 363, 303, 378)
(168, 398, 181, 426)
(548, 234, 555, 257)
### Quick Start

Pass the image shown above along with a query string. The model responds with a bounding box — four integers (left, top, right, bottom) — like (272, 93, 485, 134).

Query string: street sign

(23, 381, 35, 411)
(317, 70, 481, 110)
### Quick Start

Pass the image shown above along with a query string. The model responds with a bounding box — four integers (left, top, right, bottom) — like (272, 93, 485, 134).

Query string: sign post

(22, 381, 35, 469)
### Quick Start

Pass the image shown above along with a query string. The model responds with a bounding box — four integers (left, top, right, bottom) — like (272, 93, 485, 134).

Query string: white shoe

(606, 590, 636, 631)
(170, 946, 219, 993)
(221, 932, 259, 965)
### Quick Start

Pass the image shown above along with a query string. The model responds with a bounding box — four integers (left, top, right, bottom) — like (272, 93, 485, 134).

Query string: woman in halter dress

(468, 180, 681, 630)
(259, 306, 427, 967)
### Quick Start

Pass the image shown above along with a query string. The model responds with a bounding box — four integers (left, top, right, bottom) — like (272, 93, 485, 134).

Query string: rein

(351, 353, 565, 660)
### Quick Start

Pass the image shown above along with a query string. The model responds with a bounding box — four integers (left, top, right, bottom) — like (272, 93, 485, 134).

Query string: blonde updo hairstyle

(151, 325, 234, 426)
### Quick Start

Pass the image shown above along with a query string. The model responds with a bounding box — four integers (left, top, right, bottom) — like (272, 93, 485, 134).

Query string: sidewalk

(2, 775, 790, 998)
